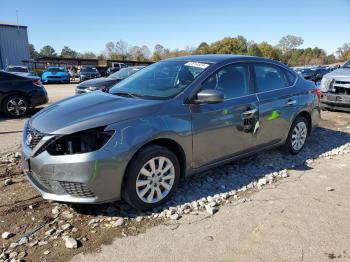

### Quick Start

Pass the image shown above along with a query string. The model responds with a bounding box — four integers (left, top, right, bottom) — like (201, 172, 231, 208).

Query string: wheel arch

(125, 138, 187, 180)
(0, 92, 31, 111)
(294, 110, 312, 135)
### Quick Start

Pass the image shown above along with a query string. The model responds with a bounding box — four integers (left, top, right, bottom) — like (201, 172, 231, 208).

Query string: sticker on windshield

(184, 62, 209, 69)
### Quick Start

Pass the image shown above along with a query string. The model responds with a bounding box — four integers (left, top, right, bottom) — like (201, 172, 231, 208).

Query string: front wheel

(283, 116, 308, 155)
(122, 145, 180, 210)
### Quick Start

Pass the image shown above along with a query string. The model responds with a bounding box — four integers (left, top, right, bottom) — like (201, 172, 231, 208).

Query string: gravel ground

(0, 111, 349, 261)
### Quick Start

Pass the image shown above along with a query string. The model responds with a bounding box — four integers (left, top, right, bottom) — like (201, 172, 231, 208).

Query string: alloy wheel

(136, 156, 175, 204)
(6, 97, 27, 116)
(291, 121, 307, 151)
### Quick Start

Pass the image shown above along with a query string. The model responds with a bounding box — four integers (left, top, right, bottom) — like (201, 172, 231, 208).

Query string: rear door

(191, 62, 259, 168)
(253, 63, 298, 147)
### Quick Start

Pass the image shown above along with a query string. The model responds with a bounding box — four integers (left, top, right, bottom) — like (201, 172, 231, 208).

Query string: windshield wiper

(113, 91, 144, 99)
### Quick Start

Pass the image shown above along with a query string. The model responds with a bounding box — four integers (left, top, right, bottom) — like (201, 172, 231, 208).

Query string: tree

(29, 43, 39, 59)
(210, 36, 248, 54)
(152, 44, 166, 61)
(247, 44, 262, 57)
(141, 45, 151, 59)
(277, 35, 304, 52)
(195, 42, 210, 54)
(80, 52, 97, 59)
(60, 46, 78, 58)
(258, 42, 274, 58)
(115, 40, 129, 60)
(39, 45, 57, 57)
(337, 43, 350, 61)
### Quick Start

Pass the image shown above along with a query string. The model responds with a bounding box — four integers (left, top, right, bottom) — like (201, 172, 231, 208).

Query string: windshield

(81, 67, 98, 73)
(8, 67, 28, 72)
(47, 67, 64, 72)
(342, 60, 350, 68)
(109, 67, 143, 79)
(109, 61, 210, 99)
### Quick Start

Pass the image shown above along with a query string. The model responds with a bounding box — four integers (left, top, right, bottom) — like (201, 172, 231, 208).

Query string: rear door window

(254, 64, 289, 92)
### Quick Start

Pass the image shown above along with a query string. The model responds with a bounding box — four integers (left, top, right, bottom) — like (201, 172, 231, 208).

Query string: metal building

(0, 23, 30, 70)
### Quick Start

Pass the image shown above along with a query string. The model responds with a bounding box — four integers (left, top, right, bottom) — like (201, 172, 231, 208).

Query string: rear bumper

(320, 93, 350, 112)
(29, 88, 49, 107)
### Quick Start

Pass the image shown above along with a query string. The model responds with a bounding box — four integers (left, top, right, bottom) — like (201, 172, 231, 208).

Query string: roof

(164, 54, 280, 64)
(0, 22, 27, 28)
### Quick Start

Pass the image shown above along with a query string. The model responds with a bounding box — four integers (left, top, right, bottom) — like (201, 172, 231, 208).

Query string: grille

(26, 125, 46, 149)
(60, 181, 96, 198)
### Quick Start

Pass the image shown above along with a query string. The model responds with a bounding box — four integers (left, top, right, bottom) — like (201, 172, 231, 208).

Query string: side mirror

(193, 89, 224, 104)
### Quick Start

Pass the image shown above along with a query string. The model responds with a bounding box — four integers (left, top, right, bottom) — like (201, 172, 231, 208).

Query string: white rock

(61, 223, 71, 231)
(9, 252, 18, 259)
(170, 214, 181, 220)
(4, 179, 13, 186)
(65, 238, 78, 249)
(45, 228, 56, 236)
(2, 232, 14, 239)
(18, 237, 28, 245)
(111, 218, 124, 227)
(51, 207, 60, 215)
(205, 205, 219, 215)
(135, 216, 143, 222)
(325, 187, 335, 191)
(44, 250, 50, 255)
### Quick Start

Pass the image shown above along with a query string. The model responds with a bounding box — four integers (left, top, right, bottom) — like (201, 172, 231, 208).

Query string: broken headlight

(44, 127, 114, 155)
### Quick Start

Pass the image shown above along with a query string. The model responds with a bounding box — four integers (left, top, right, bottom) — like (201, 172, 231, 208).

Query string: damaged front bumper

(320, 92, 350, 112)
(21, 121, 128, 204)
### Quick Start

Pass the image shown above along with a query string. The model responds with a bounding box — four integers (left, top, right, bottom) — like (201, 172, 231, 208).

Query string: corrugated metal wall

(0, 25, 30, 69)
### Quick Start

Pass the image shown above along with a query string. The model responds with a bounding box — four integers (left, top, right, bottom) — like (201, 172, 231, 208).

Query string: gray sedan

(21, 55, 321, 210)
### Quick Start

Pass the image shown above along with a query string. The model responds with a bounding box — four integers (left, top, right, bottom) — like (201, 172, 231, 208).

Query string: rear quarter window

(284, 70, 297, 86)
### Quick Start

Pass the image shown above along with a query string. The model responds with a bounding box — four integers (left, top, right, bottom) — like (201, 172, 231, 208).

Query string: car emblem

(26, 133, 33, 146)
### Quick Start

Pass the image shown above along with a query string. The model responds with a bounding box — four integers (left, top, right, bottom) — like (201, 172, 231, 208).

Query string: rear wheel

(283, 116, 308, 154)
(122, 145, 180, 210)
(2, 95, 29, 118)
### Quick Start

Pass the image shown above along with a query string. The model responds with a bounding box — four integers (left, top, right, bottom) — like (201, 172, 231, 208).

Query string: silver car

(21, 55, 320, 210)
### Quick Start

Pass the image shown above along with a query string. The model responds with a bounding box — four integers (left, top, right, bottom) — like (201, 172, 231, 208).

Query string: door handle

(287, 99, 297, 106)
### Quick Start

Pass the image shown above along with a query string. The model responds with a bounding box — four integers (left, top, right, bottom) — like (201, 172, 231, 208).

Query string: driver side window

(202, 63, 250, 100)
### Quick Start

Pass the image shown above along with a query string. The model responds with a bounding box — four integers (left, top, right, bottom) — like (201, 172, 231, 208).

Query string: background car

(79, 66, 101, 82)
(309, 67, 333, 84)
(0, 71, 48, 117)
(106, 63, 128, 76)
(75, 66, 145, 94)
(41, 66, 70, 84)
(320, 59, 350, 112)
(5, 65, 32, 77)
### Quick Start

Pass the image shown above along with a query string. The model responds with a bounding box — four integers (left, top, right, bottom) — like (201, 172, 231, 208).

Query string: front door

(191, 63, 258, 168)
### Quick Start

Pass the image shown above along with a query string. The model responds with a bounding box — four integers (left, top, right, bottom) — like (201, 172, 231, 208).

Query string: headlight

(87, 86, 98, 91)
(41, 127, 114, 156)
(320, 77, 334, 92)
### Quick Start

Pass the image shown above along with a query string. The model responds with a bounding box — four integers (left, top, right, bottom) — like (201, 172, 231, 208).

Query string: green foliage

(60, 46, 79, 58)
(337, 43, 350, 61)
(39, 45, 57, 57)
(247, 44, 262, 57)
(29, 43, 39, 59)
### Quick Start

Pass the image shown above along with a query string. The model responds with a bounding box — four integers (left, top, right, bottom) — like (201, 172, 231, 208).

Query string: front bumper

(21, 122, 128, 204)
(42, 76, 69, 83)
(320, 92, 350, 112)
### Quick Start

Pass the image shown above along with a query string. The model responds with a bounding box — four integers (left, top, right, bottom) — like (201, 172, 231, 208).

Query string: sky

(0, 0, 349, 56)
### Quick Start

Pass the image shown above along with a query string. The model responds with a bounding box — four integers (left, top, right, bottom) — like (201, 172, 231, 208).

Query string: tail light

(314, 88, 321, 99)
(32, 79, 43, 87)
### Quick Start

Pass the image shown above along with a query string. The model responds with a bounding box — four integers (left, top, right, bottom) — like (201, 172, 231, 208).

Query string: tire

(122, 145, 180, 210)
(283, 116, 308, 155)
(2, 95, 29, 118)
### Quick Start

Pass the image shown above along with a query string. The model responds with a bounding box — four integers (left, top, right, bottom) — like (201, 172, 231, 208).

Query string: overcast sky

(0, 0, 349, 55)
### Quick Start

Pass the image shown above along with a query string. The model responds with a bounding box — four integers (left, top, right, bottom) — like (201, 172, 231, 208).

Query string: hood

(324, 68, 350, 80)
(77, 77, 118, 89)
(29, 92, 162, 135)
